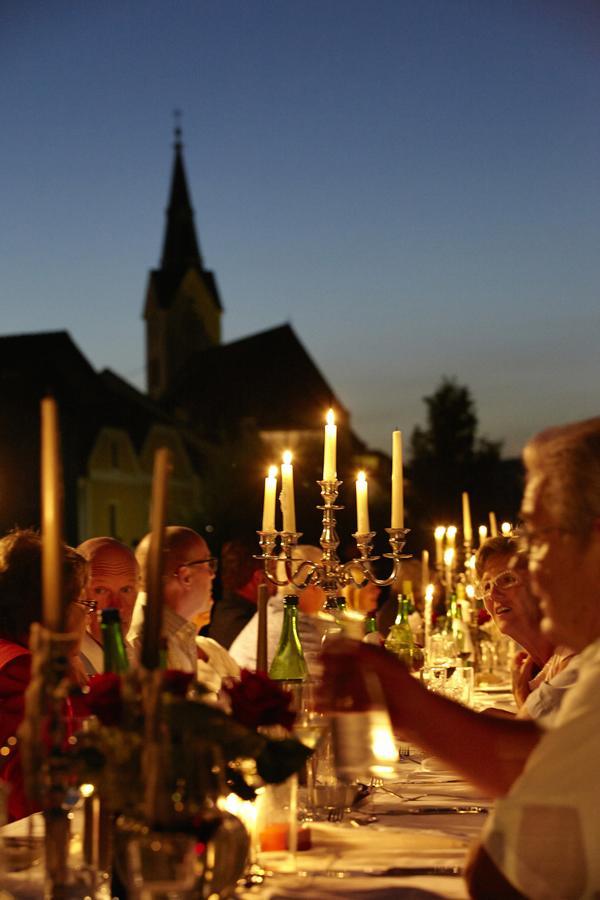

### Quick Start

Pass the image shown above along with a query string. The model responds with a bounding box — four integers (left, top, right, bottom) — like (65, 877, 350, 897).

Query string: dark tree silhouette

(407, 377, 520, 551)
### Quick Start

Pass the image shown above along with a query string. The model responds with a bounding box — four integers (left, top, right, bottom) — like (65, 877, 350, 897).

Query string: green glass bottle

(385, 593, 423, 671)
(364, 609, 378, 636)
(269, 595, 308, 682)
(100, 608, 129, 674)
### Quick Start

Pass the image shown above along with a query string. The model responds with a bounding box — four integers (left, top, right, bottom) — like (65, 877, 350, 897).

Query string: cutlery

(298, 865, 462, 878)
(382, 804, 488, 815)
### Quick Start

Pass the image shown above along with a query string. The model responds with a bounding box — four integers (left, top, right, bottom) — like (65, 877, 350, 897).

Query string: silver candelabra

(256, 478, 410, 609)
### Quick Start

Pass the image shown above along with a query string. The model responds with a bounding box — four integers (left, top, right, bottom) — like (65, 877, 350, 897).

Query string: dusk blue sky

(3, 0, 599, 458)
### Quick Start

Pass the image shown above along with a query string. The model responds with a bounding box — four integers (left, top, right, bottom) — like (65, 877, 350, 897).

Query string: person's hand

(512, 650, 536, 707)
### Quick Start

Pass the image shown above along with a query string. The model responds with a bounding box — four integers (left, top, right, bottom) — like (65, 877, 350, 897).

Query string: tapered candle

(462, 492, 473, 544)
(355, 470, 370, 534)
(280, 451, 296, 533)
(262, 466, 278, 531)
(489, 512, 498, 537)
(434, 526, 446, 567)
(421, 550, 429, 598)
(323, 409, 337, 481)
(41, 397, 64, 632)
(391, 429, 404, 528)
(141, 447, 172, 670)
(478, 525, 488, 547)
(256, 583, 269, 672)
(424, 583, 434, 658)
(446, 525, 457, 551)
(444, 547, 455, 595)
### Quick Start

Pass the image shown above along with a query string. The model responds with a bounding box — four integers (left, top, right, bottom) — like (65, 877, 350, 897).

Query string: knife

(302, 865, 463, 878)
(382, 805, 488, 815)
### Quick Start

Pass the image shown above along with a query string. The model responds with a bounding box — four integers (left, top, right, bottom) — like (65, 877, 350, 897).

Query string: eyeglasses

(74, 597, 98, 613)
(516, 526, 571, 557)
(179, 557, 218, 574)
(478, 570, 521, 601)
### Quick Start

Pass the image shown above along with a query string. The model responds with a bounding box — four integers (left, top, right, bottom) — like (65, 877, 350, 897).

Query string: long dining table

(243, 684, 515, 900)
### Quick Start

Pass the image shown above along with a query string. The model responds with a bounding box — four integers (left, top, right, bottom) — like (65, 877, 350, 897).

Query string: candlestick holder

(256, 478, 410, 609)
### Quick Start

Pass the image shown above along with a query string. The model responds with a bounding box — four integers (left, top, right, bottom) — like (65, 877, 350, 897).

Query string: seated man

(476, 534, 577, 720)
(208, 537, 274, 649)
(128, 526, 239, 693)
(229, 545, 326, 675)
(77, 536, 139, 674)
(322, 416, 600, 898)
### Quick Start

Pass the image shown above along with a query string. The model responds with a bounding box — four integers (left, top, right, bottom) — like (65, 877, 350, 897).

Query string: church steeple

(143, 119, 223, 401)
(161, 122, 203, 269)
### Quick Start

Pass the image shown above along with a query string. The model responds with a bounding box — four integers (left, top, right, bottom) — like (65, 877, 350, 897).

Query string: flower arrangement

(70, 668, 311, 819)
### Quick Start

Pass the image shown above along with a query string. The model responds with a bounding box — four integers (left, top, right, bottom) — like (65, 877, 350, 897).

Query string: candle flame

(267, 465, 278, 479)
(444, 547, 455, 566)
(80, 783, 95, 798)
(425, 583, 435, 602)
(282, 450, 292, 465)
(434, 526, 446, 540)
(466, 584, 476, 600)
(326, 408, 335, 426)
(446, 525, 457, 540)
(501, 521, 512, 535)
(479, 525, 488, 539)
(357, 470, 367, 484)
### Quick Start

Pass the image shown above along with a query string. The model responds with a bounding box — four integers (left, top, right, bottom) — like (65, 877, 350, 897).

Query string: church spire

(160, 114, 203, 269)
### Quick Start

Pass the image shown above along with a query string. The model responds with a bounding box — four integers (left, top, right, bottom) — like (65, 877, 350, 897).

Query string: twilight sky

(3, 0, 599, 458)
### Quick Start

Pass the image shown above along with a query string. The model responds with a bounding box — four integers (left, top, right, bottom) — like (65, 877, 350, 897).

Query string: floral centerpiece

(68, 668, 311, 897)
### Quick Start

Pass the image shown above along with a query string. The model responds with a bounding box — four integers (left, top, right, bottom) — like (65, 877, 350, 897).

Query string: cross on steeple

(173, 108, 182, 147)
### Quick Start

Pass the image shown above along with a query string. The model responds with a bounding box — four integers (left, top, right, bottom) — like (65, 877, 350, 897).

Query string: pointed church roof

(161, 127, 203, 270)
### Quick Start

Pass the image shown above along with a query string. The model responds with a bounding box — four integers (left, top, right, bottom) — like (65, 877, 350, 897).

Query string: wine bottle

(101, 608, 129, 674)
(384, 593, 423, 671)
(269, 595, 308, 683)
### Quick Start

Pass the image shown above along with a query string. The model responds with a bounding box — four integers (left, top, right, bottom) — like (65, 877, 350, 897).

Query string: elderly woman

(0, 528, 89, 821)
(476, 534, 577, 719)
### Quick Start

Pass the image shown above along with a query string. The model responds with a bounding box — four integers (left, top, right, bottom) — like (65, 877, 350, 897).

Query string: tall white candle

(142, 446, 172, 670)
(280, 451, 296, 532)
(478, 524, 488, 547)
(434, 526, 446, 566)
(355, 470, 370, 534)
(444, 547, 455, 595)
(424, 583, 434, 659)
(391, 430, 404, 528)
(41, 397, 64, 632)
(323, 409, 337, 481)
(262, 466, 278, 531)
(446, 525, 457, 551)
(421, 549, 429, 598)
(462, 492, 473, 544)
(489, 511, 498, 537)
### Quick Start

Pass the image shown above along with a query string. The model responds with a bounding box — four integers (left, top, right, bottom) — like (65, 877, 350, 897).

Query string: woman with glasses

(475, 535, 577, 720)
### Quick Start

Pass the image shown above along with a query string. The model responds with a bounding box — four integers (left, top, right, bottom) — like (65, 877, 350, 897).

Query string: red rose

(162, 670, 194, 697)
(477, 608, 492, 626)
(224, 670, 296, 731)
(87, 673, 123, 726)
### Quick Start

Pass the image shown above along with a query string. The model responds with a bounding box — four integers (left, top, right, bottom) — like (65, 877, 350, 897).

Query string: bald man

(127, 526, 239, 692)
(77, 537, 139, 674)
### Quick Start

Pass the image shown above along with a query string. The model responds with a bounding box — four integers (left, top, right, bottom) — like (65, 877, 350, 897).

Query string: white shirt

(519, 649, 579, 723)
(127, 593, 239, 694)
(483, 636, 600, 898)
(228, 589, 324, 675)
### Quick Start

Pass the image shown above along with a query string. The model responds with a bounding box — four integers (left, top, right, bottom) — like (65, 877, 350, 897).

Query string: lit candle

(501, 521, 512, 536)
(478, 525, 488, 547)
(462, 492, 472, 545)
(421, 549, 429, 599)
(434, 526, 446, 566)
(262, 466, 278, 532)
(446, 525, 457, 551)
(256, 583, 269, 673)
(280, 451, 296, 533)
(322, 409, 337, 481)
(141, 447, 172, 670)
(424, 583, 434, 659)
(444, 547, 455, 595)
(489, 512, 498, 537)
(41, 397, 64, 632)
(391, 430, 404, 528)
(355, 470, 370, 534)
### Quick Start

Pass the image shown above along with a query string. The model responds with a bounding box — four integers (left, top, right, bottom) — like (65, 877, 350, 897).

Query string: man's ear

(177, 564, 193, 587)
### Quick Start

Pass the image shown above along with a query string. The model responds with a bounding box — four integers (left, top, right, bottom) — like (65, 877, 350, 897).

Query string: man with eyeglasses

(127, 526, 239, 692)
(476, 535, 577, 719)
(77, 537, 140, 674)
(322, 417, 600, 898)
